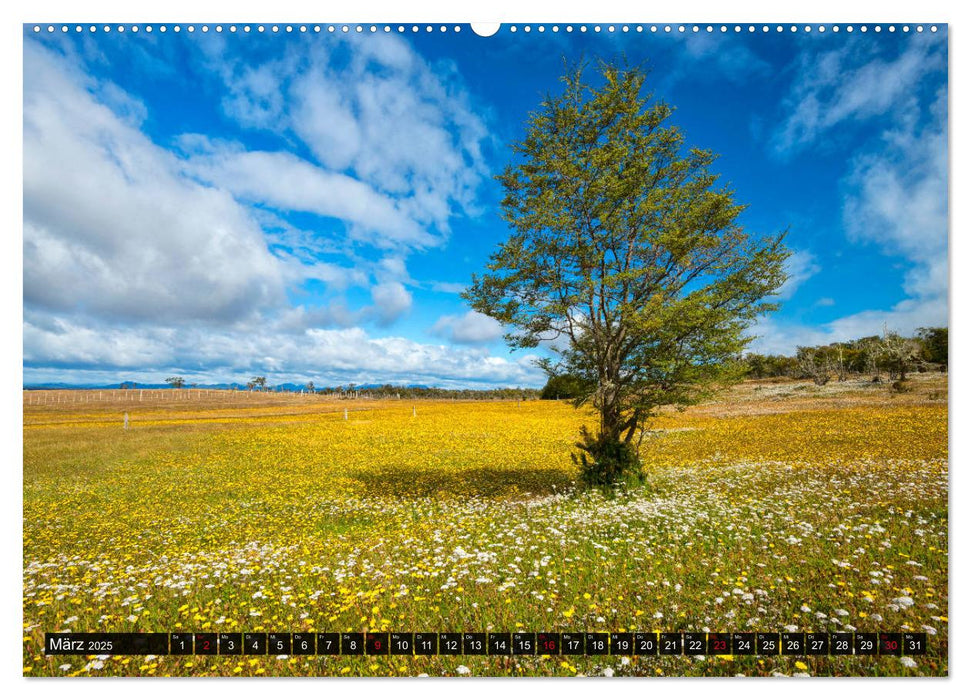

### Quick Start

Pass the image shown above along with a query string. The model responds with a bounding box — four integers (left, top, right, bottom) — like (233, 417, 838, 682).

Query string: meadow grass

(23, 377, 948, 676)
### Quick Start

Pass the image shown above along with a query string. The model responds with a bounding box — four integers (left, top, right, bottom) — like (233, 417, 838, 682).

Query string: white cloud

(753, 99, 948, 359)
(842, 90, 948, 301)
(24, 314, 543, 388)
(272, 304, 362, 332)
(22, 36, 505, 387)
(825, 295, 947, 341)
(771, 36, 944, 155)
(750, 38, 948, 357)
(23, 41, 287, 325)
(430, 281, 467, 294)
(369, 282, 413, 326)
(24, 315, 175, 369)
(749, 293, 947, 356)
(681, 33, 770, 83)
(183, 146, 435, 249)
(216, 34, 489, 249)
(222, 60, 288, 129)
(774, 249, 820, 301)
(432, 311, 504, 345)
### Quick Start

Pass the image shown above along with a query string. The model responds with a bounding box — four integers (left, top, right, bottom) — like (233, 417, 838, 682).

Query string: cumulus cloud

(432, 311, 504, 345)
(23, 314, 176, 369)
(24, 312, 543, 388)
(23, 41, 287, 325)
(182, 145, 435, 249)
(369, 282, 413, 326)
(22, 37, 519, 387)
(216, 33, 489, 250)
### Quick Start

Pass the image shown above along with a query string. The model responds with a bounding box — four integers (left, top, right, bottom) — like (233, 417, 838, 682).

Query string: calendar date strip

(44, 631, 927, 657)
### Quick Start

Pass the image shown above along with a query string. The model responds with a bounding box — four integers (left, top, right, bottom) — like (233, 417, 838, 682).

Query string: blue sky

(22, 24, 948, 388)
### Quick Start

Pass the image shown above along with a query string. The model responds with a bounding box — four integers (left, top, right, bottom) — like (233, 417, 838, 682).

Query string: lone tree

(248, 376, 268, 392)
(465, 63, 790, 488)
(165, 376, 186, 389)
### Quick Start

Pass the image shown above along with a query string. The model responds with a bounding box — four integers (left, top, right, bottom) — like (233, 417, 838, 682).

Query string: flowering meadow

(23, 377, 948, 676)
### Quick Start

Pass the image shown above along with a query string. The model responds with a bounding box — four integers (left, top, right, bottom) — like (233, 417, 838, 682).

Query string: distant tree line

(315, 384, 541, 400)
(538, 327, 946, 398)
(152, 377, 539, 399)
(742, 327, 947, 385)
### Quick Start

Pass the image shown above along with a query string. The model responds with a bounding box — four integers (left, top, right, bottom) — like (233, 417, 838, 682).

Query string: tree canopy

(465, 62, 790, 487)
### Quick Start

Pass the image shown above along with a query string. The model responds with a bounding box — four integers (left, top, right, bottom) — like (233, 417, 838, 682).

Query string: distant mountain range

(23, 382, 432, 391)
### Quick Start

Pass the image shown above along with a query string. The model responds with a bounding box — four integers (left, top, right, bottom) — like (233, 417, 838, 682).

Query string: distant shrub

(540, 374, 590, 400)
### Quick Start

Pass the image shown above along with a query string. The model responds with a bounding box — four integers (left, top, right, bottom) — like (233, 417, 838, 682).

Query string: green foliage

(743, 326, 949, 382)
(248, 376, 268, 391)
(743, 353, 799, 379)
(315, 384, 541, 401)
(878, 330, 923, 381)
(165, 376, 185, 388)
(917, 327, 948, 366)
(464, 61, 790, 488)
(539, 373, 590, 400)
(572, 426, 644, 489)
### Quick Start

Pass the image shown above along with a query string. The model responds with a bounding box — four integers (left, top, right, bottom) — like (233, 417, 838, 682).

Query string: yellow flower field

(22, 378, 948, 677)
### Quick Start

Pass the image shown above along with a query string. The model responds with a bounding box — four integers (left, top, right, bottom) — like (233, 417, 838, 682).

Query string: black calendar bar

(45, 633, 168, 656)
(43, 631, 928, 657)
